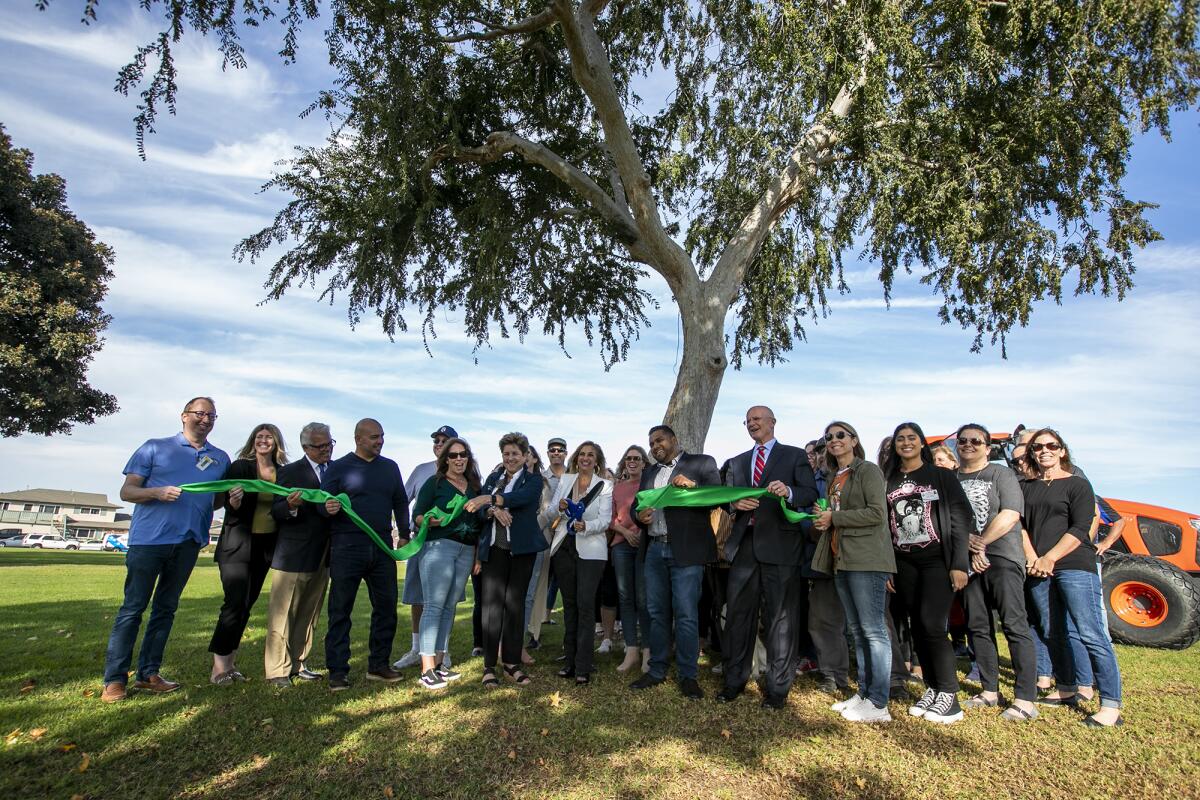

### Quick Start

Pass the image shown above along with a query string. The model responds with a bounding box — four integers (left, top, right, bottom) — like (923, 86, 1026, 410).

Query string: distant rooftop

(0, 488, 121, 509)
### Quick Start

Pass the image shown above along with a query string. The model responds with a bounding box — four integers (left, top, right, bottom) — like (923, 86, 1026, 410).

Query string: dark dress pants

(209, 533, 276, 656)
(965, 557, 1037, 701)
(552, 537, 605, 675)
(324, 540, 398, 676)
(471, 572, 484, 649)
(808, 577, 849, 685)
(721, 530, 802, 701)
(480, 547, 536, 668)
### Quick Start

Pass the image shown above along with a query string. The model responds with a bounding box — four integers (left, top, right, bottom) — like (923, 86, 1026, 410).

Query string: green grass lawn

(1, 550, 1198, 800)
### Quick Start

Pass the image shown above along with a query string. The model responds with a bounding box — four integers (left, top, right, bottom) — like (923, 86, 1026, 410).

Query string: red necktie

(753, 445, 765, 485)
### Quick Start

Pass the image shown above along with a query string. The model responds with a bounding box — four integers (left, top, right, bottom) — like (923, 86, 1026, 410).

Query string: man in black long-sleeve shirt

(320, 418, 409, 689)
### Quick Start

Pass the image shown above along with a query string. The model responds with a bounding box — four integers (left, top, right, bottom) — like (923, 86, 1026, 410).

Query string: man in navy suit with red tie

(717, 406, 818, 708)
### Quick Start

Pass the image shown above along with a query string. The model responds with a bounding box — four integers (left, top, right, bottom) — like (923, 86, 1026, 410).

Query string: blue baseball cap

(431, 425, 458, 439)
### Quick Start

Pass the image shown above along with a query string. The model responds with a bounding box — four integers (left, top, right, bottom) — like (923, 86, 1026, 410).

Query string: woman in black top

(209, 423, 288, 684)
(412, 438, 483, 690)
(1022, 428, 1122, 727)
(884, 422, 973, 724)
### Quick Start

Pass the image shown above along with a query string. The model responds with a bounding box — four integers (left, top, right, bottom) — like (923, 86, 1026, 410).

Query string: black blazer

(634, 452, 722, 567)
(215, 458, 278, 564)
(724, 442, 818, 566)
(269, 458, 331, 574)
(477, 468, 547, 560)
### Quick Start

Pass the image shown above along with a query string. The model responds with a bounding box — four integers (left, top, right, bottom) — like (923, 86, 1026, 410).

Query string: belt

(650, 533, 670, 545)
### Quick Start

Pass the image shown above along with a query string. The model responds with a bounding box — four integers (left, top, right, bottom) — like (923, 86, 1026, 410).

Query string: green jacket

(811, 457, 896, 575)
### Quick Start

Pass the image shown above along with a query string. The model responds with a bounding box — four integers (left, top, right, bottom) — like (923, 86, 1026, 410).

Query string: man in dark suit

(629, 425, 721, 699)
(717, 406, 818, 708)
(263, 422, 336, 688)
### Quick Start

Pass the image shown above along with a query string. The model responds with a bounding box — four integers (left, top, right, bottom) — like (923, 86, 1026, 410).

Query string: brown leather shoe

(101, 682, 127, 703)
(133, 674, 181, 693)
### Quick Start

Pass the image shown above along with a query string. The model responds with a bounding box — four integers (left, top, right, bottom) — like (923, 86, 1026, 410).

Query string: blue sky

(1, 3, 1197, 514)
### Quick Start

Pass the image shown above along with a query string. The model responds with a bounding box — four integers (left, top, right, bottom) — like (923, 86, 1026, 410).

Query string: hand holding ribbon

(636, 485, 826, 523)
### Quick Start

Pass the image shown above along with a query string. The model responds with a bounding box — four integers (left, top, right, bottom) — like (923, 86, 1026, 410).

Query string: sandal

(481, 667, 500, 688)
(210, 670, 237, 686)
(965, 693, 1002, 709)
(503, 664, 532, 685)
(1001, 706, 1039, 722)
(1036, 693, 1080, 707)
(1082, 714, 1124, 728)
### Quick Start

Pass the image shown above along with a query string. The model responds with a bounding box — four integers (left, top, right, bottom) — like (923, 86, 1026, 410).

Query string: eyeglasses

(304, 440, 336, 451)
(433, 438, 448, 446)
(1029, 442, 1063, 453)
(548, 448, 566, 454)
(824, 431, 851, 442)
(958, 437, 987, 448)
(187, 410, 218, 421)
(624, 456, 644, 462)
(446, 451, 470, 460)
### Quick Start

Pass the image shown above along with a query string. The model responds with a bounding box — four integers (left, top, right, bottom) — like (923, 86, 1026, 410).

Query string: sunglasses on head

(446, 451, 470, 460)
(1029, 442, 1063, 453)
(824, 431, 851, 442)
(958, 437, 987, 447)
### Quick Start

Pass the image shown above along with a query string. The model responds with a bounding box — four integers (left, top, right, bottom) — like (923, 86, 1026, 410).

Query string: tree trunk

(662, 286, 729, 452)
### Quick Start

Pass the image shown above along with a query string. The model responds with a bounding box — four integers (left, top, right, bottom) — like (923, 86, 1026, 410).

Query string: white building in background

(0, 488, 129, 542)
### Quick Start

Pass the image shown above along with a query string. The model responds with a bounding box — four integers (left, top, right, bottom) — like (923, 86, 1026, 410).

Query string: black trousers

(703, 564, 729, 654)
(794, 576, 816, 661)
(894, 550, 959, 694)
(721, 531, 803, 701)
(323, 541, 398, 675)
(209, 533, 275, 656)
(552, 538, 606, 675)
(471, 572, 484, 648)
(808, 577, 849, 685)
(964, 557, 1037, 701)
(480, 547, 536, 668)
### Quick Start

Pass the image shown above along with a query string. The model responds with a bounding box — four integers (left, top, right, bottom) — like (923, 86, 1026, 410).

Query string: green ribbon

(635, 485, 827, 522)
(180, 479, 468, 561)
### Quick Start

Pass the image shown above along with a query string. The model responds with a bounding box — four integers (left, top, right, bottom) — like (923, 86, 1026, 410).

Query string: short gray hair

(299, 422, 331, 446)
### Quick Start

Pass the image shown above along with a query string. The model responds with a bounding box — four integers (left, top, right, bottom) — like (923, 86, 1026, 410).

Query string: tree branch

(440, 8, 557, 44)
(707, 37, 877, 303)
(424, 131, 647, 256)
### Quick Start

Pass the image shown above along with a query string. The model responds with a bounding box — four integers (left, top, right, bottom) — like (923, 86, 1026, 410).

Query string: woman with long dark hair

(1022, 428, 1122, 727)
(883, 421, 973, 724)
(412, 437, 483, 690)
(610, 445, 652, 673)
(209, 423, 289, 684)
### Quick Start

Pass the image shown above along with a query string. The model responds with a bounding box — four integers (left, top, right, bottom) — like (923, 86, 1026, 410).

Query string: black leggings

(209, 534, 274, 656)
(480, 547, 536, 668)
(893, 549, 959, 694)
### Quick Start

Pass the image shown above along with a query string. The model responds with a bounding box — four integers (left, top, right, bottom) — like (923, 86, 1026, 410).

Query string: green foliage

(0, 123, 117, 437)
(48, 0, 1199, 371)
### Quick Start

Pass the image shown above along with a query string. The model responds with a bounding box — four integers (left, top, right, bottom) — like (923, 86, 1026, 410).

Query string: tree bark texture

(661, 287, 729, 452)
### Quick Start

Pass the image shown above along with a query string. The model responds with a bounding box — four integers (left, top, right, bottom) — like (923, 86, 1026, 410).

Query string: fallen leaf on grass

(540, 728, 548, 736)
(499, 726, 509, 739)
(721, 729, 732, 739)
(81, 689, 95, 699)
(77, 753, 90, 773)
(60, 743, 77, 752)
(537, 758, 545, 766)
(384, 786, 394, 798)
(507, 749, 516, 760)
(20, 679, 36, 694)
(548, 692, 562, 708)
(70, 794, 84, 800)
(26, 636, 37, 641)
(855, 777, 866, 790)
(28, 728, 47, 740)
(5, 729, 20, 745)
(260, 718, 273, 726)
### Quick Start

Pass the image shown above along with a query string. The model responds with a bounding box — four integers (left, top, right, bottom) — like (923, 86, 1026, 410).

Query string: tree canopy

(48, 0, 1199, 444)
(0, 122, 117, 436)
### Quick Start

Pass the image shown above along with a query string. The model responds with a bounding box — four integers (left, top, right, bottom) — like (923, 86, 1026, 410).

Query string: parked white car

(17, 533, 79, 550)
(79, 540, 106, 551)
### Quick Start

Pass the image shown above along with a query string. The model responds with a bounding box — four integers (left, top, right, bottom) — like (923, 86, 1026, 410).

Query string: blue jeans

(1026, 575, 1094, 686)
(523, 549, 547, 634)
(417, 538, 474, 657)
(1048, 569, 1123, 708)
(325, 540, 398, 676)
(103, 540, 202, 684)
(644, 539, 703, 681)
(611, 541, 650, 648)
(834, 570, 893, 708)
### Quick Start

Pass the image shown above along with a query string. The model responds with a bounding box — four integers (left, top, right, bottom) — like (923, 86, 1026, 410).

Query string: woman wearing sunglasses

(609, 445, 653, 673)
(547, 441, 613, 685)
(883, 421, 973, 725)
(1021, 428, 1123, 727)
(811, 421, 895, 723)
(411, 438, 485, 690)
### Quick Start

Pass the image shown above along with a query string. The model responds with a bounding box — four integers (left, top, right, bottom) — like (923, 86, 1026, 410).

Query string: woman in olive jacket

(812, 420, 896, 723)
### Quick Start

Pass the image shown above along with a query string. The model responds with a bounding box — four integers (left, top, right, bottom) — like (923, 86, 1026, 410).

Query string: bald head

(745, 406, 776, 445)
(354, 418, 384, 460)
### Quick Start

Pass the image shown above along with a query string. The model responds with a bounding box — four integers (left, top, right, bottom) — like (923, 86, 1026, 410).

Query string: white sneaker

(831, 694, 864, 713)
(844, 699, 892, 723)
(908, 687, 937, 717)
(392, 648, 421, 670)
(923, 692, 964, 724)
(597, 638, 612, 654)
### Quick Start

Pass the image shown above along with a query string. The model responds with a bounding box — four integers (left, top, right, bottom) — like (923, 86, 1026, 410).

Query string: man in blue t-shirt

(101, 396, 231, 703)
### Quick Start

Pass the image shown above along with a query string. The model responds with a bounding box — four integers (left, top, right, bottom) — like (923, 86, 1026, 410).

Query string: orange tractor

(932, 429, 1200, 650)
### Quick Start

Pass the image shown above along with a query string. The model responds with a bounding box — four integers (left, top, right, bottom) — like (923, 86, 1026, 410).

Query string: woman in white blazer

(548, 441, 613, 685)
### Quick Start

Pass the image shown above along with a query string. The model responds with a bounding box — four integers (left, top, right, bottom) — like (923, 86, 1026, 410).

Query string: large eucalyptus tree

(46, 0, 1199, 446)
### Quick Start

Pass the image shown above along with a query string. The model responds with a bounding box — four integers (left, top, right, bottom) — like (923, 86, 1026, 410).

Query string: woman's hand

(885, 577, 895, 593)
(465, 495, 492, 513)
(1031, 556, 1056, 578)
(969, 534, 986, 554)
(573, 520, 585, 533)
(970, 552, 991, 574)
(228, 485, 244, 509)
(624, 529, 640, 547)
(473, 559, 482, 576)
(812, 509, 833, 531)
(558, 499, 568, 512)
(428, 516, 443, 528)
(949, 569, 969, 592)
(494, 508, 513, 527)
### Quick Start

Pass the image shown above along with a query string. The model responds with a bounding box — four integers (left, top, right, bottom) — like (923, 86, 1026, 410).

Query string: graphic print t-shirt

(886, 464, 939, 552)
(955, 463, 1024, 567)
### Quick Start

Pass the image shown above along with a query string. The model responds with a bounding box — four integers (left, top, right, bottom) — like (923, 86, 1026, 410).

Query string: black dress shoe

(761, 694, 787, 710)
(816, 677, 839, 695)
(630, 674, 664, 690)
(557, 666, 576, 679)
(716, 685, 744, 703)
(679, 678, 704, 700)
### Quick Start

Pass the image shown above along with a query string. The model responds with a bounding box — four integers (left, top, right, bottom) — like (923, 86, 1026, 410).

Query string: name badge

(196, 455, 216, 472)
(921, 490, 940, 501)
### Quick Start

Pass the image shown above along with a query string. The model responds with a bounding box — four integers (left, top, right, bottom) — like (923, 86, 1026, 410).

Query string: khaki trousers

(263, 566, 329, 679)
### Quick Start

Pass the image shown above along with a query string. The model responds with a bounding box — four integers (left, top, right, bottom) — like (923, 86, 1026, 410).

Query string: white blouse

(547, 473, 613, 561)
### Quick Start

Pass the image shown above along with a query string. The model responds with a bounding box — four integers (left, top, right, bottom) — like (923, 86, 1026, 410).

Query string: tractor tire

(1102, 553, 1200, 649)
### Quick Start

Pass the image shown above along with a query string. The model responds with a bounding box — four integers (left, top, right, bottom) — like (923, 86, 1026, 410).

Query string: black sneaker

(527, 637, 541, 651)
(329, 674, 350, 692)
(366, 667, 403, 683)
(679, 678, 704, 700)
(923, 692, 964, 724)
(419, 669, 447, 690)
(434, 663, 461, 682)
(629, 673, 664, 690)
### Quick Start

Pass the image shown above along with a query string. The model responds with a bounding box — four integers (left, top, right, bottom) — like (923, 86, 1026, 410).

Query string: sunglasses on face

(624, 455, 644, 462)
(1030, 442, 1063, 453)
(548, 448, 566, 454)
(958, 437, 987, 448)
(446, 451, 470, 460)
(824, 431, 851, 442)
